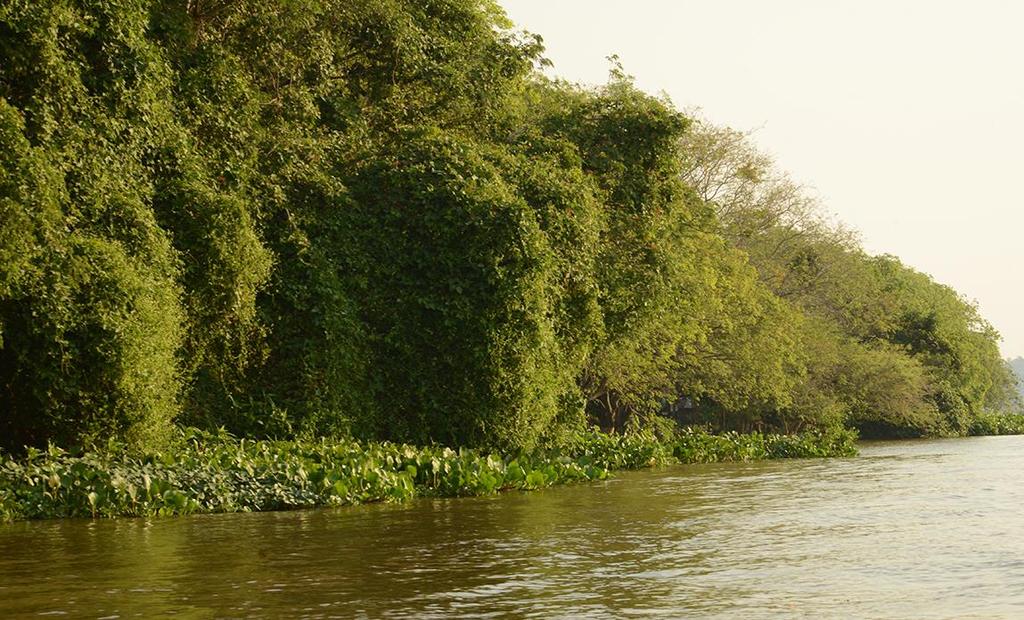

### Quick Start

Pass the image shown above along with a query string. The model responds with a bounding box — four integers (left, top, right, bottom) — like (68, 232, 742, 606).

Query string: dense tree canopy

(0, 0, 1017, 453)
(678, 117, 1019, 436)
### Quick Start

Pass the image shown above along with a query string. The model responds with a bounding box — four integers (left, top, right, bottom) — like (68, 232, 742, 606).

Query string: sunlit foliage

(0, 0, 1016, 455)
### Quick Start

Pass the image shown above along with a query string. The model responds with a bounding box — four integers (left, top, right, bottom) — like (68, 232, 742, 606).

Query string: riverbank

(0, 427, 857, 522)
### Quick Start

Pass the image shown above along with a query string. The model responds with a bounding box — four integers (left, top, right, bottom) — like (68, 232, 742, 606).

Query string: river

(2, 436, 1023, 618)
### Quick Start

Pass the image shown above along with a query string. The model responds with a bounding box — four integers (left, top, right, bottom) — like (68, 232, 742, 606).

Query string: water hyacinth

(0, 427, 857, 522)
(671, 427, 860, 463)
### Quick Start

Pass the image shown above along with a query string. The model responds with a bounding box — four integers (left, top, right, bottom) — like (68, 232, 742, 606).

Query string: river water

(2, 436, 1023, 618)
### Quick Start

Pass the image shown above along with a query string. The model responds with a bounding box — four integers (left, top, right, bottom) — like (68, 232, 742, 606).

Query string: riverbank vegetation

(0, 426, 856, 522)
(968, 413, 1024, 437)
(1, 0, 1020, 475)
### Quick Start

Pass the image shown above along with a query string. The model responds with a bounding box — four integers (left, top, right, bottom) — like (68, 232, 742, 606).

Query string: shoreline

(0, 427, 857, 523)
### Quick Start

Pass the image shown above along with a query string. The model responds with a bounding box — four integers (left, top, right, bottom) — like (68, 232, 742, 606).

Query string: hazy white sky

(500, 0, 1024, 357)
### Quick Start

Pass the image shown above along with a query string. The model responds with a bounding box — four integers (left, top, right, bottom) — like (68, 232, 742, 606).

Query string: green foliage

(1, 0, 1017, 458)
(871, 256, 1012, 428)
(341, 130, 576, 450)
(969, 412, 1024, 436)
(671, 426, 859, 463)
(670, 237, 806, 425)
(0, 50, 183, 453)
(526, 78, 766, 431)
(0, 425, 857, 522)
(677, 117, 1020, 437)
(835, 340, 940, 437)
(0, 234, 183, 451)
(0, 0, 549, 449)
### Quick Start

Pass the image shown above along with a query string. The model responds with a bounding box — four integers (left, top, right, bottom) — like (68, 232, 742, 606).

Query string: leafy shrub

(342, 130, 582, 451)
(0, 103, 182, 454)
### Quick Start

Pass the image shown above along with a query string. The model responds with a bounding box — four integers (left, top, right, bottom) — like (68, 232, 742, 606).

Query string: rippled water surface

(3, 437, 1024, 618)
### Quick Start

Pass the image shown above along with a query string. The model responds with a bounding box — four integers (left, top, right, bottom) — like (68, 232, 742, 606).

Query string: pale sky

(500, 0, 1024, 358)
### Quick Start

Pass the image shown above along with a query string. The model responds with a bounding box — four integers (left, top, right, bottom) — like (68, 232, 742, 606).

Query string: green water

(3, 436, 1024, 618)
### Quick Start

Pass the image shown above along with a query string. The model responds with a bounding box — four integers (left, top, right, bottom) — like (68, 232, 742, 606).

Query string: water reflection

(3, 437, 1024, 618)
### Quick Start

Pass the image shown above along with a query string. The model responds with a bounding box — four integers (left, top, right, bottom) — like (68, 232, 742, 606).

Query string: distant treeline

(0, 0, 1018, 454)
